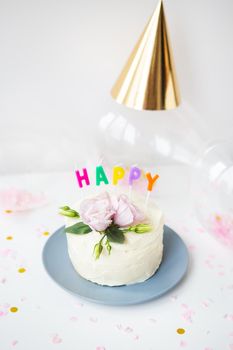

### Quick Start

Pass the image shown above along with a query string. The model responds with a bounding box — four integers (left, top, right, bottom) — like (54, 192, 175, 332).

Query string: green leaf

(106, 225, 125, 244)
(65, 222, 92, 234)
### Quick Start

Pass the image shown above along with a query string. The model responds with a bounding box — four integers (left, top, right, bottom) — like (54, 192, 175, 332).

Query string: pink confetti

(0, 278, 6, 284)
(0, 304, 9, 317)
(218, 271, 225, 276)
(204, 348, 213, 350)
(0, 248, 18, 260)
(124, 326, 133, 334)
(70, 316, 78, 322)
(0, 188, 47, 212)
(180, 340, 187, 347)
(181, 304, 195, 323)
(224, 314, 233, 321)
(181, 303, 188, 309)
(11, 340, 18, 347)
(188, 244, 196, 251)
(96, 347, 105, 350)
(201, 299, 213, 308)
(115, 324, 137, 340)
(51, 334, 62, 344)
(202, 301, 209, 308)
(208, 254, 216, 260)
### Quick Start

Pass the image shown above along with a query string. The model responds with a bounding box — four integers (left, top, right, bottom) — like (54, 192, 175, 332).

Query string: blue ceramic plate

(42, 226, 188, 305)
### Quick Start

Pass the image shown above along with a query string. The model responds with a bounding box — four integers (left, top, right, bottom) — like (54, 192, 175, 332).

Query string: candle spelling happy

(75, 166, 159, 193)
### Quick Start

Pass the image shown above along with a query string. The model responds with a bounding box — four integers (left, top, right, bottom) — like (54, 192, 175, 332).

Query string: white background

(0, 0, 233, 174)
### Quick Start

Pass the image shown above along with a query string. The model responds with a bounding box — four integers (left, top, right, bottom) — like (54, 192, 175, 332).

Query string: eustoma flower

(79, 192, 116, 231)
(61, 192, 151, 259)
(114, 194, 145, 227)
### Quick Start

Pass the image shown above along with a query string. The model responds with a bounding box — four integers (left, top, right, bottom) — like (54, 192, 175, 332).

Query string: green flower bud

(60, 206, 70, 211)
(59, 206, 80, 218)
(128, 223, 152, 234)
(93, 242, 103, 260)
(105, 239, 112, 255)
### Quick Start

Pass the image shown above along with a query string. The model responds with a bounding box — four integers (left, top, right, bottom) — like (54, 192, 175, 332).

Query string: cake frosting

(64, 191, 164, 286)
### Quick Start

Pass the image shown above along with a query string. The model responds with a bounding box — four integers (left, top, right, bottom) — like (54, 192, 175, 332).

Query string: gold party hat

(111, 0, 180, 110)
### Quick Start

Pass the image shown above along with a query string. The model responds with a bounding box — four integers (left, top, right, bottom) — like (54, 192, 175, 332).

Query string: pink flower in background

(0, 188, 47, 212)
(80, 192, 116, 231)
(80, 192, 144, 231)
(114, 194, 145, 227)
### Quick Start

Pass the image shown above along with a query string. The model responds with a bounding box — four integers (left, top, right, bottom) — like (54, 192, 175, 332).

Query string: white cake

(64, 192, 164, 286)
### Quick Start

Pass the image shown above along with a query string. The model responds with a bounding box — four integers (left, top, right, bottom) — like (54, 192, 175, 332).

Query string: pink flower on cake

(79, 192, 144, 231)
(114, 194, 145, 227)
(79, 192, 116, 231)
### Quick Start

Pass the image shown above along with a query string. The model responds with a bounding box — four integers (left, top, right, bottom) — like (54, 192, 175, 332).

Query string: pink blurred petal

(180, 340, 187, 347)
(0, 188, 47, 212)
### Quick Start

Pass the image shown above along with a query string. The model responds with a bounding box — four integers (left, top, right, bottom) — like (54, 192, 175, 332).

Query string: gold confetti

(6, 236, 13, 240)
(18, 268, 26, 273)
(4, 209, 13, 214)
(10, 307, 18, 313)
(215, 215, 222, 222)
(43, 231, 50, 236)
(177, 328, 185, 335)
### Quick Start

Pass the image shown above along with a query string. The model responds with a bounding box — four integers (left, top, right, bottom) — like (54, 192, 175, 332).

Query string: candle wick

(128, 185, 132, 201)
(144, 191, 150, 211)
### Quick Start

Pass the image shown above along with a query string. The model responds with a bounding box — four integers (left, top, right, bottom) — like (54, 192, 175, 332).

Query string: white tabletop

(0, 171, 232, 350)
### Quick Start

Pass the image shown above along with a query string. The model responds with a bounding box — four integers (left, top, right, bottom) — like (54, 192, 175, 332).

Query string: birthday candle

(129, 166, 141, 186)
(145, 172, 159, 210)
(96, 165, 109, 186)
(128, 166, 141, 200)
(112, 166, 125, 185)
(75, 168, 90, 188)
(146, 172, 159, 192)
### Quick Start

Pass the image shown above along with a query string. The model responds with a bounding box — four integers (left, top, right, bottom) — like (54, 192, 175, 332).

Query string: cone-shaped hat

(111, 0, 180, 110)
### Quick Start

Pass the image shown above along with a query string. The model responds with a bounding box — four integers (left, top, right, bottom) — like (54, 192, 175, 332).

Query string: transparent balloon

(97, 101, 233, 249)
(97, 101, 209, 166)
